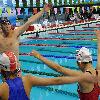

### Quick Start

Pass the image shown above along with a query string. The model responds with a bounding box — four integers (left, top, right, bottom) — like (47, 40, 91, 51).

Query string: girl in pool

(31, 30, 100, 100)
(0, 50, 97, 100)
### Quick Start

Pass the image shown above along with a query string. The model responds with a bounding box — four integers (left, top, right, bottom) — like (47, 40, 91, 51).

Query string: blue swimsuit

(6, 77, 29, 100)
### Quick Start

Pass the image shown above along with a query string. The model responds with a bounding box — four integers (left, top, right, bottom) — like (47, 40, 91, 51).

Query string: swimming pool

(18, 22, 100, 100)
(0, 22, 99, 100)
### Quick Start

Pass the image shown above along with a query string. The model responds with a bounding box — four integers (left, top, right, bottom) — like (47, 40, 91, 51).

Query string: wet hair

(0, 17, 15, 30)
(1, 68, 20, 80)
(82, 61, 92, 65)
(0, 20, 11, 27)
(0, 17, 11, 37)
(77, 61, 92, 65)
(0, 17, 11, 25)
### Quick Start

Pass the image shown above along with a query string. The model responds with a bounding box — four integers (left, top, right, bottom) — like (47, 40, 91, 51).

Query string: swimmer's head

(0, 51, 20, 80)
(0, 17, 12, 37)
(76, 47, 92, 69)
(0, 51, 18, 72)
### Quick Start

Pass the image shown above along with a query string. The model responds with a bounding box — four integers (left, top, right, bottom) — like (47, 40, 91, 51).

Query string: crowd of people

(42, 6, 100, 23)
(0, 3, 100, 100)
(17, 6, 100, 26)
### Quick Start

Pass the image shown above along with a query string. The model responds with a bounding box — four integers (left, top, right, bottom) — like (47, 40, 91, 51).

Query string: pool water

(19, 23, 100, 100)
(0, 22, 99, 100)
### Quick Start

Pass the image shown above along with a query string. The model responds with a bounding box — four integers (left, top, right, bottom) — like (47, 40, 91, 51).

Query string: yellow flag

(6, 7, 11, 15)
(40, 8, 43, 11)
(77, 7, 79, 13)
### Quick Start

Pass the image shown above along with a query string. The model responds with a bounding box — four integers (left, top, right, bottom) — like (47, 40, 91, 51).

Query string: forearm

(37, 55, 81, 76)
(41, 76, 81, 86)
(27, 9, 44, 24)
(31, 76, 82, 86)
(56, 76, 81, 84)
(15, 9, 44, 36)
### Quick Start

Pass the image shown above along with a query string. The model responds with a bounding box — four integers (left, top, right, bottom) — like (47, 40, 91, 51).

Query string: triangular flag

(0, 8, 2, 16)
(6, 7, 11, 15)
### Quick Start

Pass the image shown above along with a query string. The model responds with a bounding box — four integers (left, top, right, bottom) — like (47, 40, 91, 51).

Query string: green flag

(54, 0, 57, 6)
(0, 8, 2, 16)
(73, 0, 77, 4)
(36, 0, 40, 7)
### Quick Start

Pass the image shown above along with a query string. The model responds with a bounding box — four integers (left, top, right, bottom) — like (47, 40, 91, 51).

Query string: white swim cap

(76, 47, 92, 62)
(0, 51, 17, 71)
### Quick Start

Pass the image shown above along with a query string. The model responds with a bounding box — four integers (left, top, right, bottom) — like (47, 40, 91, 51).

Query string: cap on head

(76, 47, 92, 62)
(0, 51, 17, 71)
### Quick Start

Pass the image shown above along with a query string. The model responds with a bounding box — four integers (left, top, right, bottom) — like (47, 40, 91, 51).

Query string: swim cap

(0, 51, 17, 71)
(76, 47, 92, 62)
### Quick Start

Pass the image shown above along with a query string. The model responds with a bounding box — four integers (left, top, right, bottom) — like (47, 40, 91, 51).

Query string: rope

(22, 69, 63, 77)
(19, 59, 79, 70)
(19, 54, 97, 61)
(36, 48, 97, 54)
(27, 37, 97, 41)
(83, 27, 100, 28)
(66, 30, 95, 32)
(20, 43, 67, 48)
(20, 43, 97, 49)
(48, 33, 95, 35)
(36, 86, 78, 98)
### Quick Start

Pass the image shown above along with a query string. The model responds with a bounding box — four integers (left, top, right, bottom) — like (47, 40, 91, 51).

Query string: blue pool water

(19, 25, 100, 100)
(0, 23, 99, 100)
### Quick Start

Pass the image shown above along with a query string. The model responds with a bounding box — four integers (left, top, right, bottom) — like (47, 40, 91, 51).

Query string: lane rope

(20, 43, 97, 49)
(27, 37, 97, 41)
(19, 53, 97, 61)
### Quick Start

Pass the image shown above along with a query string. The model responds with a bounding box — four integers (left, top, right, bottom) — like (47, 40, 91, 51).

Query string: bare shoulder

(0, 82, 7, 89)
(23, 74, 35, 78)
(0, 82, 8, 96)
(22, 74, 36, 83)
(79, 72, 97, 84)
(14, 26, 25, 38)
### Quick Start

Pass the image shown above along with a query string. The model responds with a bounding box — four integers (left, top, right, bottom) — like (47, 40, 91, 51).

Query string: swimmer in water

(31, 30, 100, 100)
(0, 51, 97, 100)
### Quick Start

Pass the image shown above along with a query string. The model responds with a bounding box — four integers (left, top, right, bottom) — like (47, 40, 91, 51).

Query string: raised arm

(95, 30, 100, 70)
(14, 4, 52, 37)
(27, 73, 97, 87)
(31, 50, 82, 76)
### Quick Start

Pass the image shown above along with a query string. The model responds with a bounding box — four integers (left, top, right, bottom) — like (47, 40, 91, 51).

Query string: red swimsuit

(78, 70, 99, 100)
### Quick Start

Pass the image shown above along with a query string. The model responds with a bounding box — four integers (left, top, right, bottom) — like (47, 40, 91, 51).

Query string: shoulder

(0, 82, 8, 97)
(0, 82, 8, 90)
(79, 71, 97, 84)
(22, 74, 36, 83)
(23, 74, 35, 79)
(23, 75, 43, 87)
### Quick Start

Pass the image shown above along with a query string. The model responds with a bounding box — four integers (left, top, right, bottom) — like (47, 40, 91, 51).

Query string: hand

(43, 3, 52, 12)
(31, 50, 41, 59)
